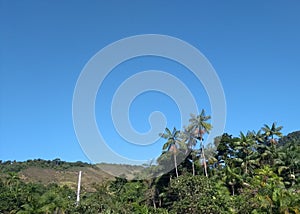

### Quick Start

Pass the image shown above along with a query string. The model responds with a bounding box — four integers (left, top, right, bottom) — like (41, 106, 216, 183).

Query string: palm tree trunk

(199, 132, 208, 177)
(151, 187, 157, 209)
(152, 197, 156, 209)
(201, 143, 208, 177)
(174, 154, 179, 178)
(202, 150, 208, 177)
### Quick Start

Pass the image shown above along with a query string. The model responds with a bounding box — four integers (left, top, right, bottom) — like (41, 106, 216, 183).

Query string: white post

(76, 171, 82, 206)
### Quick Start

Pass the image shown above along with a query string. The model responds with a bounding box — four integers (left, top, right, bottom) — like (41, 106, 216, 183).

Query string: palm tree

(260, 123, 283, 166)
(222, 165, 243, 196)
(180, 126, 197, 176)
(6, 172, 20, 191)
(257, 142, 279, 167)
(181, 126, 197, 152)
(262, 122, 283, 145)
(234, 132, 258, 175)
(205, 142, 219, 176)
(276, 141, 300, 186)
(160, 127, 181, 178)
(189, 109, 212, 177)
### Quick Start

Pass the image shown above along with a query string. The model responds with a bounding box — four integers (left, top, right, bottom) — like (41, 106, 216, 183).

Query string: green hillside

(0, 159, 144, 191)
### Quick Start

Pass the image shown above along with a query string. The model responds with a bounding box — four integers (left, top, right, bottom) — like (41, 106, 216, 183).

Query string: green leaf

(234, 158, 243, 163)
(162, 143, 169, 150)
(278, 166, 289, 175)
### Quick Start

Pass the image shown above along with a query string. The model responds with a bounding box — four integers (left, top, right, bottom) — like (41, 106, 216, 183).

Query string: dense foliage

(1, 113, 299, 213)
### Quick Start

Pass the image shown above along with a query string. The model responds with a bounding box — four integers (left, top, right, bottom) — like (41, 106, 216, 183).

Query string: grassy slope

(0, 161, 143, 191)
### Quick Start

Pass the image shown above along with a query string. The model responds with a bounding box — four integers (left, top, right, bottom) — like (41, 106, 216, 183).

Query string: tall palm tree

(234, 132, 258, 175)
(262, 122, 283, 145)
(260, 123, 283, 166)
(160, 127, 181, 178)
(180, 126, 197, 176)
(181, 126, 197, 151)
(189, 109, 212, 177)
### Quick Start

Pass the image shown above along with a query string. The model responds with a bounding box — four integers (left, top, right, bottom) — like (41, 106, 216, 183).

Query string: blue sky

(1, 1, 299, 164)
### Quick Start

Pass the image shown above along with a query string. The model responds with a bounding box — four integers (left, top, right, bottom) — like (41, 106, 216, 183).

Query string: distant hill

(279, 130, 300, 145)
(0, 159, 143, 191)
(96, 163, 144, 179)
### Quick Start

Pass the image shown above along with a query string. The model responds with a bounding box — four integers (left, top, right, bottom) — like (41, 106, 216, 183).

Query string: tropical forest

(1, 110, 299, 213)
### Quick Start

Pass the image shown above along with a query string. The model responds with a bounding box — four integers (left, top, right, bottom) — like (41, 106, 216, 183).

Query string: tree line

(0, 110, 299, 213)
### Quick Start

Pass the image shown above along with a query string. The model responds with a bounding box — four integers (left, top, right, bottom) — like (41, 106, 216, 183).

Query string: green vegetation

(1, 112, 299, 213)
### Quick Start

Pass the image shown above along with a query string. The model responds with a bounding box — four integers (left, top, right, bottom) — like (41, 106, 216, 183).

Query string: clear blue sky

(1, 1, 299, 164)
